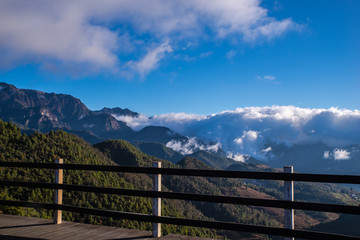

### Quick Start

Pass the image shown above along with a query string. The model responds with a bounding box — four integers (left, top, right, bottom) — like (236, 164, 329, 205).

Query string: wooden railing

(0, 160, 360, 239)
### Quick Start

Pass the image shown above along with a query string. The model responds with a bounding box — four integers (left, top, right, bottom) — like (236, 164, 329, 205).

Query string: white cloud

(323, 149, 351, 161)
(263, 75, 276, 81)
(0, 1, 119, 72)
(189, 0, 300, 40)
(165, 137, 221, 155)
(234, 130, 259, 146)
(234, 138, 243, 145)
(127, 41, 173, 78)
(0, 0, 301, 76)
(227, 153, 247, 162)
(262, 146, 272, 153)
(111, 114, 150, 129)
(323, 151, 330, 159)
(333, 149, 351, 160)
(166, 139, 192, 155)
(206, 142, 222, 153)
(244, 130, 259, 141)
(115, 112, 207, 132)
(244, 18, 300, 41)
(257, 75, 279, 84)
(120, 106, 360, 161)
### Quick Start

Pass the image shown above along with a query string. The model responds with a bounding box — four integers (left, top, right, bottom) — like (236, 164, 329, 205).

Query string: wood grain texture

(284, 166, 294, 240)
(0, 214, 212, 240)
(54, 158, 63, 224)
(152, 161, 162, 238)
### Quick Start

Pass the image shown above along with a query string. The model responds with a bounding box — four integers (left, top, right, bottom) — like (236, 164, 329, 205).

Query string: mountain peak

(94, 139, 159, 167)
(0, 83, 137, 138)
(97, 107, 139, 117)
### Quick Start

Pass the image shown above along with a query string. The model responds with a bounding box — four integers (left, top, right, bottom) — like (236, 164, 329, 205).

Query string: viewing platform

(0, 214, 211, 240)
(1, 161, 360, 239)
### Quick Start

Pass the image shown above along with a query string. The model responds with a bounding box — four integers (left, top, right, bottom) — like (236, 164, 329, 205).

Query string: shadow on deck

(0, 214, 212, 240)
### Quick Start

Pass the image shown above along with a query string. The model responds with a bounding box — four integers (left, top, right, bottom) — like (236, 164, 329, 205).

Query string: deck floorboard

(0, 214, 213, 240)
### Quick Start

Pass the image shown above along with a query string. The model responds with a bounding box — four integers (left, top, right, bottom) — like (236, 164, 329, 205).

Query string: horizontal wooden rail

(1, 180, 360, 215)
(1, 161, 360, 239)
(1, 161, 360, 184)
(0, 200, 359, 240)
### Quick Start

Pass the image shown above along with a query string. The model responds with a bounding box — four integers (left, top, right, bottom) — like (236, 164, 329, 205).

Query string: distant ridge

(95, 107, 139, 118)
(0, 82, 134, 137)
(0, 82, 188, 146)
(4, 82, 360, 175)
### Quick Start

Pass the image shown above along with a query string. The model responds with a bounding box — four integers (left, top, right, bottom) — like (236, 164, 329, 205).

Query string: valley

(0, 82, 360, 238)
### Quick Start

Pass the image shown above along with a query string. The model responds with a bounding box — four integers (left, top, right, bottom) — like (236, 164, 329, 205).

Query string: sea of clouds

(113, 106, 360, 161)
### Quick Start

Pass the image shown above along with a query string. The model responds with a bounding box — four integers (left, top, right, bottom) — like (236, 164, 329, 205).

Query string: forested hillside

(0, 120, 357, 239)
(94, 139, 359, 239)
(0, 120, 214, 237)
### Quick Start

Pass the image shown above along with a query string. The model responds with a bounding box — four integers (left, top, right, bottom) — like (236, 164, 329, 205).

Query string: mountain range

(1, 82, 360, 175)
(0, 82, 234, 169)
(1, 119, 359, 238)
(0, 82, 187, 143)
(1, 82, 360, 238)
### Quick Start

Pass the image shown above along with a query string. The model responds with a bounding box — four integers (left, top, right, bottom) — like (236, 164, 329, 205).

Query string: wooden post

(54, 158, 63, 224)
(152, 161, 161, 238)
(284, 166, 294, 240)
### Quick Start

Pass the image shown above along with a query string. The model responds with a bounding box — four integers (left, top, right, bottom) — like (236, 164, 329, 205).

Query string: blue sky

(0, 0, 359, 115)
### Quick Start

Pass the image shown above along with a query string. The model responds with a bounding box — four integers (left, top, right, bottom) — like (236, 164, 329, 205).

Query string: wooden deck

(0, 214, 213, 240)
